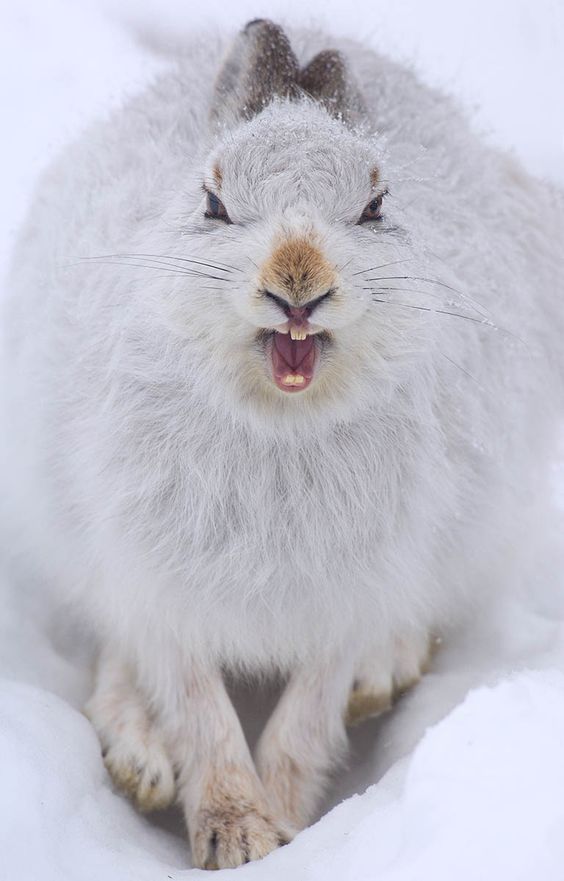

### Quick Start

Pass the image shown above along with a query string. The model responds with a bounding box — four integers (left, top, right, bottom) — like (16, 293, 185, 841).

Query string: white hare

(1, 19, 563, 870)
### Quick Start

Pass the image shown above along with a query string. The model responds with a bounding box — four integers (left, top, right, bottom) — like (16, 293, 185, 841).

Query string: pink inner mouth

(271, 331, 317, 392)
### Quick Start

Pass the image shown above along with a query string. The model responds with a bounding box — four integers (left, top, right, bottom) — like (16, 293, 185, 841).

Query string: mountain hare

(1, 19, 563, 870)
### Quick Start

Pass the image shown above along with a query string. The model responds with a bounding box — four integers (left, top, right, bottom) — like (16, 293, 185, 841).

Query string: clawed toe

(102, 738, 176, 812)
(192, 805, 291, 870)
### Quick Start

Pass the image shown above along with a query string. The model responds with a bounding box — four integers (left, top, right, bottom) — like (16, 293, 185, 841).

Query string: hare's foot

(99, 722, 175, 812)
(146, 661, 296, 869)
(85, 653, 175, 812)
(346, 631, 436, 727)
(346, 678, 394, 726)
(190, 766, 293, 869)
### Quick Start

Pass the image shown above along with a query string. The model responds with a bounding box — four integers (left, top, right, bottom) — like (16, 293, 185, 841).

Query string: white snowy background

(1, 1, 564, 879)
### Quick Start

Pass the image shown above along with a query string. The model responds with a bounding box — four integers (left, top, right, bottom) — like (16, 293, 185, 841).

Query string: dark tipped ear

(210, 19, 300, 127)
(299, 49, 367, 127)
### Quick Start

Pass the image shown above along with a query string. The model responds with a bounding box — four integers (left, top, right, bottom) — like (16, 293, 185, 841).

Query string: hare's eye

(205, 191, 231, 224)
(358, 193, 385, 224)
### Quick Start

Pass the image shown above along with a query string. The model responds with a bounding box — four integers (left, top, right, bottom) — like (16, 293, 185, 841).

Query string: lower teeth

(282, 374, 305, 386)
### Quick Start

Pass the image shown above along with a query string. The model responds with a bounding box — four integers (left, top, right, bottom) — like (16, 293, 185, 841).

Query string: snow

(4, 593, 564, 880)
(1, 2, 564, 879)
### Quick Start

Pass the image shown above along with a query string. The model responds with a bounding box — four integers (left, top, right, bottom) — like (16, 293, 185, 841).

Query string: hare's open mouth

(271, 330, 316, 392)
(261, 330, 330, 393)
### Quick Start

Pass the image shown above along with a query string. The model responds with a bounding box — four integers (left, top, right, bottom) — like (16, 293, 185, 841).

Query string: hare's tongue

(272, 332, 316, 391)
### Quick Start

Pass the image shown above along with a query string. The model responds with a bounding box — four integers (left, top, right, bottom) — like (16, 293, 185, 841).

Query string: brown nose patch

(260, 237, 336, 304)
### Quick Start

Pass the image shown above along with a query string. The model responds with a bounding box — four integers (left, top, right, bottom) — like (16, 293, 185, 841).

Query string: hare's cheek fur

(3, 17, 563, 872)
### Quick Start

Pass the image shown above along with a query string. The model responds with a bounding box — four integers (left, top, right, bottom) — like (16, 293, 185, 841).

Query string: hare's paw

(191, 803, 291, 870)
(346, 676, 393, 726)
(188, 766, 293, 869)
(346, 631, 436, 727)
(101, 728, 175, 812)
(392, 631, 436, 695)
(85, 673, 176, 812)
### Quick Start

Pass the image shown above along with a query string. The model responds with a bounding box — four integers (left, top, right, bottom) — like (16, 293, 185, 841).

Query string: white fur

(1, 24, 563, 868)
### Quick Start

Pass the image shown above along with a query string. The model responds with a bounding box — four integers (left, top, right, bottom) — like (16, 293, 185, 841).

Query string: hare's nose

(264, 289, 333, 321)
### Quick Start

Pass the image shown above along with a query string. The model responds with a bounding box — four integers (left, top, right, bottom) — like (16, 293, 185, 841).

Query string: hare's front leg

(85, 650, 176, 811)
(146, 657, 293, 869)
(255, 655, 355, 829)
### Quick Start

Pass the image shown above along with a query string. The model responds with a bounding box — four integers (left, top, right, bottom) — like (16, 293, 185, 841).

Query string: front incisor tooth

(282, 374, 305, 386)
(290, 327, 308, 341)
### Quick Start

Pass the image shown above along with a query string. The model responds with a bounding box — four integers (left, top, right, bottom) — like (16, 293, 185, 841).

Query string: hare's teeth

(290, 326, 308, 341)
(282, 373, 305, 386)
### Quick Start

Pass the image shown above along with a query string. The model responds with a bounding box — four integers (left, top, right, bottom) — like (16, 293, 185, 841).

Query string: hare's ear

(210, 19, 299, 127)
(299, 50, 368, 127)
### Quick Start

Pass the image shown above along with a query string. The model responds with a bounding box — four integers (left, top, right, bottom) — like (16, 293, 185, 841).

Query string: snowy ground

(2, 1, 564, 879)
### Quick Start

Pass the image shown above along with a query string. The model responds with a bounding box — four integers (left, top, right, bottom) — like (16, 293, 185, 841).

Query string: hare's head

(166, 21, 429, 432)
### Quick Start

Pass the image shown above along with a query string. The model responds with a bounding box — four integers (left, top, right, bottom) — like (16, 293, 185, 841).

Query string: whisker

(118, 253, 243, 273)
(67, 259, 193, 275)
(368, 285, 531, 351)
(369, 295, 493, 326)
(362, 274, 492, 320)
(361, 282, 492, 325)
(245, 255, 260, 271)
(112, 256, 232, 280)
(337, 256, 354, 273)
(351, 258, 412, 277)
(359, 283, 481, 307)
(76, 254, 233, 276)
(67, 258, 231, 282)
(377, 225, 406, 238)
(440, 351, 489, 395)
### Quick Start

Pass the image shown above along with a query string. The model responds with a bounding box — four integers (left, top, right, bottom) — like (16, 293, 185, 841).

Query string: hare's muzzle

(258, 236, 337, 392)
